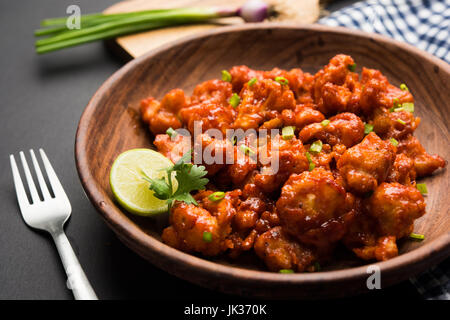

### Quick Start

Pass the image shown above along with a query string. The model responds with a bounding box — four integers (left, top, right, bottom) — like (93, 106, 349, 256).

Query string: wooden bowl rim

(75, 23, 450, 287)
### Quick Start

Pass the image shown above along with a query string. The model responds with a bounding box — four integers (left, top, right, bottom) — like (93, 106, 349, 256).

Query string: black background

(0, 0, 423, 300)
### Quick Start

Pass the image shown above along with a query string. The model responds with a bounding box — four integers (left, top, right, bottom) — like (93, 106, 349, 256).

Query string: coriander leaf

(144, 176, 171, 200)
(172, 163, 208, 198)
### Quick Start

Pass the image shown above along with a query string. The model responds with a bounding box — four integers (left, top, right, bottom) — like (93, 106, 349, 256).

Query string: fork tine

(30, 149, 52, 200)
(10, 154, 31, 208)
(39, 148, 67, 198)
(19, 151, 41, 204)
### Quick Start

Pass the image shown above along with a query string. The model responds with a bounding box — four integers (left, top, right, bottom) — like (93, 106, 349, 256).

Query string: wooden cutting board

(104, 0, 320, 58)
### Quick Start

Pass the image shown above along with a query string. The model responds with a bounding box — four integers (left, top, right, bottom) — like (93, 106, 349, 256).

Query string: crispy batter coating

(254, 134, 309, 194)
(337, 132, 396, 193)
(312, 54, 361, 115)
(161, 190, 240, 256)
(299, 112, 364, 147)
(276, 168, 356, 249)
(254, 227, 316, 272)
(281, 104, 325, 130)
(154, 133, 191, 164)
(142, 54, 446, 271)
(232, 79, 295, 130)
(397, 135, 446, 177)
(368, 182, 426, 238)
(140, 88, 188, 134)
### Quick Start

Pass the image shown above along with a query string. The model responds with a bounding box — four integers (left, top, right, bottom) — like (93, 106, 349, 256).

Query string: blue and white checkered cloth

(320, 0, 450, 63)
(321, 0, 450, 300)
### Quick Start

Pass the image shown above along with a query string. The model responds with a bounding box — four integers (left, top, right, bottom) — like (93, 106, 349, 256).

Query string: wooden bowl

(75, 24, 450, 299)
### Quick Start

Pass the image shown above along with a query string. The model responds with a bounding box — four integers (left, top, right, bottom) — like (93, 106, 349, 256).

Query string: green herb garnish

(416, 183, 428, 195)
(364, 123, 374, 135)
(229, 93, 240, 108)
(221, 70, 231, 82)
(279, 269, 294, 274)
(409, 233, 425, 241)
(143, 150, 208, 211)
(400, 83, 409, 91)
(281, 126, 295, 140)
(203, 231, 213, 243)
(240, 145, 255, 156)
(321, 119, 330, 127)
(248, 77, 258, 86)
(397, 119, 406, 125)
(306, 152, 315, 171)
(208, 191, 225, 202)
(275, 76, 289, 86)
(166, 127, 177, 138)
(390, 138, 399, 147)
(309, 140, 323, 153)
(348, 63, 357, 72)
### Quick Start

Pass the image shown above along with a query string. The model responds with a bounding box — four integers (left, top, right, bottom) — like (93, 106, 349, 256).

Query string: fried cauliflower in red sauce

(140, 54, 446, 272)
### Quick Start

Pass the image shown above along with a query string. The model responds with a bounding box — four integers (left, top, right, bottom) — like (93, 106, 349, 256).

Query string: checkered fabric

(320, 0, 450, 63)
(321, 0, 449, 300)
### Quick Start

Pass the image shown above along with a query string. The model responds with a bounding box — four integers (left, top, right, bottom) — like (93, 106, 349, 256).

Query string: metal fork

(9, 148, 98, 300)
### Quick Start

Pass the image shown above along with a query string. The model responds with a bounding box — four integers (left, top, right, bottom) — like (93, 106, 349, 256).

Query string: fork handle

(51, 230, 98, 300)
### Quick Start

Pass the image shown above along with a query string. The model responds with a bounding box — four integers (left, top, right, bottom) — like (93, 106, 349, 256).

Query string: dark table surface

(0, 0, 423, 300)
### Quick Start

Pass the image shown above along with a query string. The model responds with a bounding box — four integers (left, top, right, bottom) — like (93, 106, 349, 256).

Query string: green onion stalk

(35, 0, 272, 54)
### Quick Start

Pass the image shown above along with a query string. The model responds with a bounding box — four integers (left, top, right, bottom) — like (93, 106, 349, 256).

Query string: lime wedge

(110, 148, 174, 216)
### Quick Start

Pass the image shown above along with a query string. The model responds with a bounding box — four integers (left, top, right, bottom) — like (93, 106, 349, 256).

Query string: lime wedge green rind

(110, 148, 174, 216)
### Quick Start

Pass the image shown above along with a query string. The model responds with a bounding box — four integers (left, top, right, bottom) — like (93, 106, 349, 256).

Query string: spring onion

(364, 123, 373, 135)
(279, 269, 294, 274)
(305, 152, 315, 171)
(248, 77, 258, 86)
(229, 93, 241, 108)
(221, 70, 231, 82)
(309, 140, 323, 153)
(35, 1, 272, 54)
(166, 127, 177, 138)
(409, 233, 425, 241)
(203, 231, 213, 243)
(390, 138, 399, 147)
(348, 63, 357, 72)
(321, 119, 330, 127)
(402, 102, 414, 113)
(400, 83, 409, 91)
(208, 191, 225, 202)
(416, 183, 428, 195)
(281, 126, 295, 140)
(240, 145, 255, 156)
(396, 119, 406, 125)
(275, 76, 288, 86)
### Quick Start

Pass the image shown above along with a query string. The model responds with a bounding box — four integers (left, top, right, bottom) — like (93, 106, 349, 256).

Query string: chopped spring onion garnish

(390, 138, 399, 146)
(248, 77, 258, 86)
(230, 135, 238, 145)
(402, 102, 414, 113)
(240, 145, 255, 156)
(275, 76, 289, 86)
(348, 63, 357, 72)
(221, 70, 231, 82)
(281, 126, 295, 140)
(279, 269, 294, 274)
(400, 83, 409, 91)
(203, 231, 213, 243)
(364, 123, 374, 135)
(306, 152, 315, 171)
(208, 191, 225, 202)
(321, 119, 330, 127)
(397, 119, 406, 125)
(229, 93, 241, 108)
(309, 140, 323, 153)
(409, 233, 425, 241)
(166, 127, 177, 138)
(416, 183, 428, 195)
